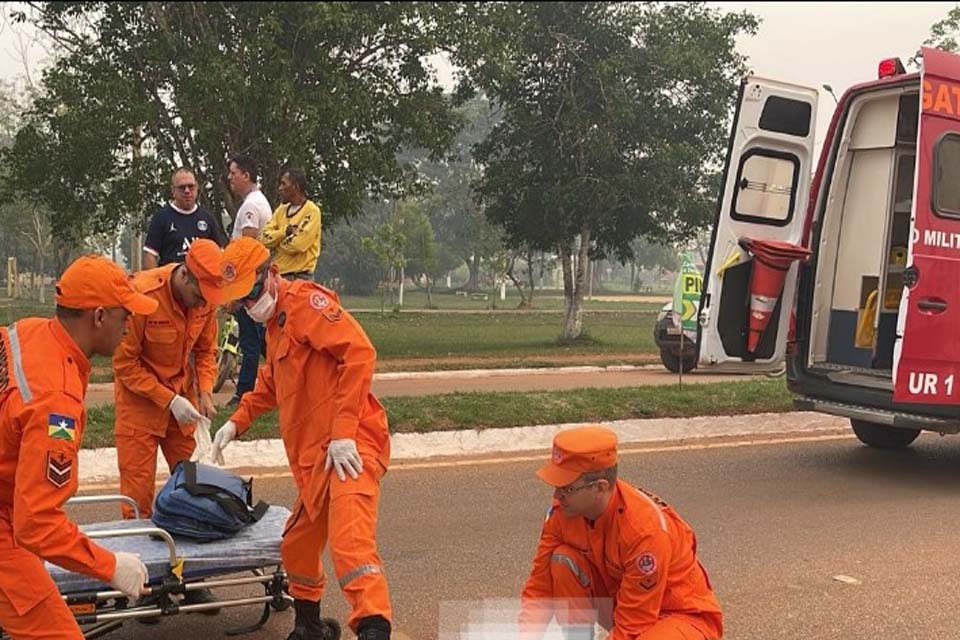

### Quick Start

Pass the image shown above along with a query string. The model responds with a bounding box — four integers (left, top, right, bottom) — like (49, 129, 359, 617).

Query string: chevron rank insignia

(48, 413, 76, 441)
(46, 451, 73, 488)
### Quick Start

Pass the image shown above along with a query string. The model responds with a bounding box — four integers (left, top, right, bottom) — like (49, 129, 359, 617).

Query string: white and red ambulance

(698, 47, 960, 449)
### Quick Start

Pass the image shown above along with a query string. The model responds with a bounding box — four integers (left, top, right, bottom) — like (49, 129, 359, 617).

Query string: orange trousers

(0, 512, 83, 639)
(281, 455, 391, 633)
(115, 416, 195, 519)
(544, 544, 714, 640)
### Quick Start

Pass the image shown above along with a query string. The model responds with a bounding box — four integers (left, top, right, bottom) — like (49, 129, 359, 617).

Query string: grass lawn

(81, 378, 793, 448)
(339, 288, 667, 312)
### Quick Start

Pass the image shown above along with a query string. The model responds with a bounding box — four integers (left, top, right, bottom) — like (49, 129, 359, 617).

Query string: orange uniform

(230, 279, 391, 632)
(522, 480, 723, 639)
(0, 255, 158, 639)
(112, 263, 218, 518)
(522, 427, 722, 640)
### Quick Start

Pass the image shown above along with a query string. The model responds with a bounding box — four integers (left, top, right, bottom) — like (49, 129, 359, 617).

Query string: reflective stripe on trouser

(281, 462, 392, 632)
(0, 515, 83, 639)
(547, 544, 609, 628)
(115, 416, 196, 519)
(546, 545, 718, 640)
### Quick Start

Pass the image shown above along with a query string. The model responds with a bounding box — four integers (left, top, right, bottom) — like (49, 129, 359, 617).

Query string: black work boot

(287, 600, 341, 640)
(356, 615, 391, 640)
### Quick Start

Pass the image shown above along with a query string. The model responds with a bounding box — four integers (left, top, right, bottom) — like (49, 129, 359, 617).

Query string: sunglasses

(243, 268, 270, 302)
(556, 480, 597, 499)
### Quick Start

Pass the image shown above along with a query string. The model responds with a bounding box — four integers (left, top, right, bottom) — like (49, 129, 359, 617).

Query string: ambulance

(698, 47, 960, 449)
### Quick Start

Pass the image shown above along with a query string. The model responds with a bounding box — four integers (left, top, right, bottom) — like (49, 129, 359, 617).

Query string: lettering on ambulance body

(923, 79, 960, 117)
(906, 371, 955, 396)
(912, 228, 960, 250)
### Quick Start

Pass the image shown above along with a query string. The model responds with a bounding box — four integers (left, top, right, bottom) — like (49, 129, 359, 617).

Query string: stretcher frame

(0, 495, 341, 640)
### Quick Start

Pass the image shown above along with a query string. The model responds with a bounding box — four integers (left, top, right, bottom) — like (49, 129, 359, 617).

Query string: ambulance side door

(698, 77, 818, 372)
(893, 47, 960, 404)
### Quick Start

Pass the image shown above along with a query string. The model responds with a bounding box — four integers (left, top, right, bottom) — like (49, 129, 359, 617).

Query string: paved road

(69, 427, 960, 639)
(84, 368, 758, 408)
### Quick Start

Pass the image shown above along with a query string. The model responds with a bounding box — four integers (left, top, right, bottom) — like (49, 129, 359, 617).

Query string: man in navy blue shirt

(144, 168, 225, 268)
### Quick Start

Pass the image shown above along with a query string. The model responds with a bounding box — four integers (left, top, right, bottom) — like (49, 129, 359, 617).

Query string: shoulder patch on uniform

(309, 292, 329, 311)
(46, 451, 73, 487)
(48, 413, 76, 441)
(636, 552, 657, 576)
(322, 308, 344, 323)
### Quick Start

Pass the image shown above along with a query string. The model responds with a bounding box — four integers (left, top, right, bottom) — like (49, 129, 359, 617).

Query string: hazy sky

(0, 1, 956, 153)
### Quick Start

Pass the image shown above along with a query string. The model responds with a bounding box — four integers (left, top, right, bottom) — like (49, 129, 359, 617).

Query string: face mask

(246, 278, 277, 323)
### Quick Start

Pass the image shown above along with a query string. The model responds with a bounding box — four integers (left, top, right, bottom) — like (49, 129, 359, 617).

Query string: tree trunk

(506, 254, 530, 308)
(466, 253, 482, 291)
(561, 226, 591, 340)
(425, 274, 433, 308)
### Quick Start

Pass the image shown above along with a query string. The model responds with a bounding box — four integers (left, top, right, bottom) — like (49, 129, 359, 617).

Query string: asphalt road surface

(68, 427, 960, 639)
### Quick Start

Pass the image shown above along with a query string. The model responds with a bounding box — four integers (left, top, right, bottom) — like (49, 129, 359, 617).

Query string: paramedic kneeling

(210, 237, 393, 640)
(0, 255, 157, 639)
(520, 426, 723, 640)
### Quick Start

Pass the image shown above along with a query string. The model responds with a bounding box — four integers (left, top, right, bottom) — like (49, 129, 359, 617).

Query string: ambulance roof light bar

(879, 57, 906, 79)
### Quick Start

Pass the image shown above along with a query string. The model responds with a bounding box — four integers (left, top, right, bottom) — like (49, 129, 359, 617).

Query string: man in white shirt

(226, 154, 273, 406)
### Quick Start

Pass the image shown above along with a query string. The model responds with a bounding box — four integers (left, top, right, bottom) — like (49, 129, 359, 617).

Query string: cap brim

(122, 291, 159, 315)
(219, 271, 258, 304)
(536, 461, 582, 487)
(199, 280, 229, 306)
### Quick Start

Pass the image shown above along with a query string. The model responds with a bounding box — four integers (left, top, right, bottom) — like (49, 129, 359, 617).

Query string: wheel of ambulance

(850, 419, 920, 449)
(660, 349, 695, 374)
(214, 351, 237, 393)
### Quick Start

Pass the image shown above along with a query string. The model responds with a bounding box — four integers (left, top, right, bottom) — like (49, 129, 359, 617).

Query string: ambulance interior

(808, 86, 919, 382)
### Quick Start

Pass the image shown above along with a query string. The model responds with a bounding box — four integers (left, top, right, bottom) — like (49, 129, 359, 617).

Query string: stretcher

(7, 495, 343, 640)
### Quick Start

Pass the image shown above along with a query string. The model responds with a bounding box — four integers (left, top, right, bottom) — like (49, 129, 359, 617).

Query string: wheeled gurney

(0, 495, 341, 639)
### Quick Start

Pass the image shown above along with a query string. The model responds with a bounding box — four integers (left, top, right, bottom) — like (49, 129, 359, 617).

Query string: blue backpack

(152, 461, 269, 541)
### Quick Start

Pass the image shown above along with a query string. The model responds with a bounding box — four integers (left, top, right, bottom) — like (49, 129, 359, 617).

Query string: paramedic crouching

(0, 255, 157, 639)
(210, 237, 393, 640)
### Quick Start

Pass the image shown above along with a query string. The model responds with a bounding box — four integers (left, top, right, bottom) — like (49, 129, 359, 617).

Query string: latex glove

(168, 394, 202, 426)
(110, 551, 148, 600)
(190, 416, 213, 463)
(210, 420, 237, 466)
(324, 439, 363, 481)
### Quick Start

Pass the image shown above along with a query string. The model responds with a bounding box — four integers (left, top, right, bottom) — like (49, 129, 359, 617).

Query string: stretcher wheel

(321, 617, 342, 640)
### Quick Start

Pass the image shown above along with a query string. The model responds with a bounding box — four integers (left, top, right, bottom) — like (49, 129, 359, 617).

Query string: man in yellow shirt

(259, 166, 322, 281)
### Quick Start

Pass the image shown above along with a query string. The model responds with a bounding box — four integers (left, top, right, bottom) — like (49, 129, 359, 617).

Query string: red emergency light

(878, 57, 906, 79)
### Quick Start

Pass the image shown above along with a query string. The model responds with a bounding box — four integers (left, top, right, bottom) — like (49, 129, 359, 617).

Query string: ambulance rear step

(793, 397, 960, 433)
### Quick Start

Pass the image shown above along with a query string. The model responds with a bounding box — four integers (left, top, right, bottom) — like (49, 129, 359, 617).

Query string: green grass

(356, 311, 658, 359)
(80, 379, 793, 448)
(339, 288, 666, 312)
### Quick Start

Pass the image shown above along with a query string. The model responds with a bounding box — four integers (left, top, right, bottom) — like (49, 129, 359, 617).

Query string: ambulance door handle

(917, 297, 947, 315)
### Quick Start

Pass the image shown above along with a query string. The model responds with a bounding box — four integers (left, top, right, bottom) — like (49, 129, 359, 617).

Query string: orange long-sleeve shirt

(112, 264, 218, 435)
(230, 280, 390, 519)
(522, 480, 723, 640)
(0, 318, 116, 583)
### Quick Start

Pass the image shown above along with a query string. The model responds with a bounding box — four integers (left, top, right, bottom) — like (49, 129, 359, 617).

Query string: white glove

(190, 416, 213, 463)
(210, 420, 238, 466)
(168, 394, 202, 426)
(324, 439, 363, 481)
(110, 551, 148, 600)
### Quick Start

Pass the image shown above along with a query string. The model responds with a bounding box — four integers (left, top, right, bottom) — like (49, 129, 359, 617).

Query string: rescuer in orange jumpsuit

(210, 237, 392, 640)
(520, 426, 723, 640)
(0, 255, 159, 639)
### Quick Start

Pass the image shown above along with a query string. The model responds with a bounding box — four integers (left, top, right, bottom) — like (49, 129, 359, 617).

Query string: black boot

(356, 615, 391, 640)
(287, 600, 341, 640)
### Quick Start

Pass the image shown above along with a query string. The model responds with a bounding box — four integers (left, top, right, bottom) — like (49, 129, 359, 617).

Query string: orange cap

(537, 426, 618, 487)
(220, 237, 271, 302)
(55, 255, 158, 315)
(185, 239, 231, 305)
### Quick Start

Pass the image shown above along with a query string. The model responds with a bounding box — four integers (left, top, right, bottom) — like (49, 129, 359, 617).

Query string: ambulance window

(933, 133, 960, 219)
(731, 149, 799, 226)
(759, 96, 811, 137)
(896, 93, 919, 144)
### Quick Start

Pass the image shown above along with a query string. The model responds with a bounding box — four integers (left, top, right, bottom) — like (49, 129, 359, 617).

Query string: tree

(412, 95, 504, 291)
(360, 222, 406, 315)
(7, 2, 465, 243)
(452, 2, 757, 339)
(916, 5, 960, 65)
